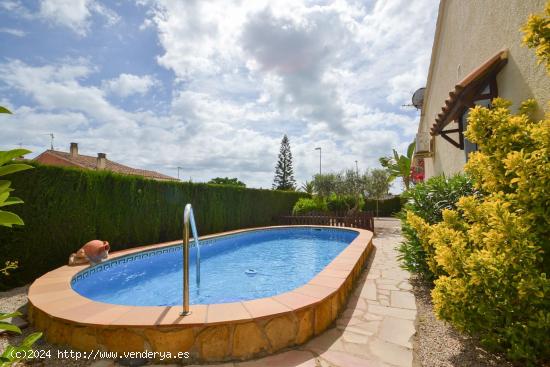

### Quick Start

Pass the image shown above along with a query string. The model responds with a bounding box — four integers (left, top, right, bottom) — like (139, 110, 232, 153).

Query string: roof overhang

(430, 49, 508, 136)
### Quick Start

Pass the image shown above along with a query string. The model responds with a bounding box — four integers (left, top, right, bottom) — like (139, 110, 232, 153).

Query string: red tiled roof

(35, 150, 177, 181)
(430, 49, 508, 136)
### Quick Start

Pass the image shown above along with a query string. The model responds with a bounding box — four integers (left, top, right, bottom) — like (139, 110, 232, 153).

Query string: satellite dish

(412, 87, 426, 110)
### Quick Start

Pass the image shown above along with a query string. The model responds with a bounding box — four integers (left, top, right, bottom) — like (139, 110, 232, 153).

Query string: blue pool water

(71, 227, 358, 306)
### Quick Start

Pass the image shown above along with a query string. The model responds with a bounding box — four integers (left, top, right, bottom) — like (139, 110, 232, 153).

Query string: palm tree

(300, 180, 315, 195)
(379, 141, 415, 190)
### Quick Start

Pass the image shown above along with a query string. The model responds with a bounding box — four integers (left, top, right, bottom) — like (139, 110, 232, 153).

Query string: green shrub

(408, 99, 550, 364)
(326, 194, 361, 212)
(0, 149, 33, 228)
(0, 164, 307, 289)
(398, 174, 477, 280)
(292, 197, 327, 214)
(522, 1, 550, 74)
(363, 196, 403, 217)
(0, 311, 42, 365)
(1, 108, 43, 358)
(0, 148, 33, 277)
(293, 194, 401, 216)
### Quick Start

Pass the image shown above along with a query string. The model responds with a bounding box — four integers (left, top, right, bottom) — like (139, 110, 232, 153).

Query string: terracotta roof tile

(430, 49, 508, 136)
(37, 150, 177, 181)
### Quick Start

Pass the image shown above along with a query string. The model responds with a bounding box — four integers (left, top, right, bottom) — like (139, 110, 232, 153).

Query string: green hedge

(0, 164, 307, 289)
(363, 196, 404, 217)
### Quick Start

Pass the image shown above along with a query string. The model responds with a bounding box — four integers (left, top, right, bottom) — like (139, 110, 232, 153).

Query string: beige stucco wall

(419, 0, 550, 179)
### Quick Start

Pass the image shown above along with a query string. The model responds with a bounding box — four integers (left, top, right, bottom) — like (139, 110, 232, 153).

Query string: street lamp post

(177, 166, 183, 180)
(315, 147, 322, 176)
(355, 160, 359, 175)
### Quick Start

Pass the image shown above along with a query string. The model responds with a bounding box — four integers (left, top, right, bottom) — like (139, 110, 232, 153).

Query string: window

(430, 49, 507, 150)
(461, 99, 491, 161)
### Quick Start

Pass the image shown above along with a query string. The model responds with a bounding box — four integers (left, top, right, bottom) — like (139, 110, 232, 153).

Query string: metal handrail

(181, 203, 201, 316)
(188, 204, 201, 284)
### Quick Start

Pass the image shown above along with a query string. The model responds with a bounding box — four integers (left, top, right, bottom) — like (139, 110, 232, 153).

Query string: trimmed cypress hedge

(363, 196, 404, 217)
(0, 164, 307, 289)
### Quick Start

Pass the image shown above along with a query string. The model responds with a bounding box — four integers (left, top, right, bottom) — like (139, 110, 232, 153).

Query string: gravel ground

(0, 285, 93, 367)
(410, 277, 515, 367)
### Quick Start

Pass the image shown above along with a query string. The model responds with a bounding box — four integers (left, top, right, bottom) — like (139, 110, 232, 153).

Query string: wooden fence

(278, 212, 374, 232)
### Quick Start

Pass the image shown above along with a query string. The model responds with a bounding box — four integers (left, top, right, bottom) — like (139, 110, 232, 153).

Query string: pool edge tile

(241, 297, 292, 320)
(206, 301, 252, 325)
(309, 275, 346, 289)
(162, 305, 208, 326)
(272, 291, 320, 312)
(293, 284, 337, 301)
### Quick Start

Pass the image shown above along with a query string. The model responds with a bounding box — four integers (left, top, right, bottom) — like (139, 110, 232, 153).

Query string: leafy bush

(522, 1, 550, 74)
(0, 163, 307, 289)
(1, 107, 43, 359)
(312, 173, 338, 198)
(408, 99, 550, 364)
(398, 174, 477, 279)
(0, 312, 42, 366)
(207, 177, 246, 187)
(310, 170, 391, 215)
(363, 195, 403, 217)
(326, 194, 361, 212)
(0, 149, 33, 228)
(292, 197, 327, 214)
(0, 149, 33, 277)
(293, 194, 401, 216)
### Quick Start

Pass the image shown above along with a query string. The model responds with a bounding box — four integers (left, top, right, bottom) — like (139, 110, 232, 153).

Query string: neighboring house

(414, 0, 549, 180)
(34, 143, 177, 181)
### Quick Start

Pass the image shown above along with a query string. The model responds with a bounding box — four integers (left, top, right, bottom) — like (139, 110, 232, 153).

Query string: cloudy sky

(0, 0, 438, 190)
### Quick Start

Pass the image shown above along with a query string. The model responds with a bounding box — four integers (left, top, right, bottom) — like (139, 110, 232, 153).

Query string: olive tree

(363, 168, 391, 217)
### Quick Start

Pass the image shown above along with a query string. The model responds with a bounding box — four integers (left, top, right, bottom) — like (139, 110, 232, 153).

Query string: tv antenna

(42, 133, 55, 150)
(49, 133, 54, 150)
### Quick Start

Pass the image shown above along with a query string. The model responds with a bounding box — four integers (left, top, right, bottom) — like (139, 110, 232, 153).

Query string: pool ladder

(181, 203, 201, 316)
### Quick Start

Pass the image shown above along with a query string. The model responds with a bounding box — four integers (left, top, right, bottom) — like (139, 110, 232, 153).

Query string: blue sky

(0, 0, 438, 189)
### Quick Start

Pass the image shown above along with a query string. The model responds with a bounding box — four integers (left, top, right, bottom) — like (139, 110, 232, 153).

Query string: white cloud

(0, 59, 279, 184)
(0, 59, 137, 131)
(0, 27, 26, 37)
(103, 74, 157, 98)
(0, 0, 33, 18)
(39, 0, 91, 36)
(240, 6, 353, 133)
(37, 0, 119, 36)
(89, 1, 120, 26)
(0, 0, 439, 190)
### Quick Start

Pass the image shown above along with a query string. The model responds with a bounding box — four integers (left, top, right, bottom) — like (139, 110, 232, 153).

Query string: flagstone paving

(192, 218, 417, 367)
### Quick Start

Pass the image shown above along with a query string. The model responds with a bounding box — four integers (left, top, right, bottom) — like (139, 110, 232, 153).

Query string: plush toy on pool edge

(69, 240, 110, 266)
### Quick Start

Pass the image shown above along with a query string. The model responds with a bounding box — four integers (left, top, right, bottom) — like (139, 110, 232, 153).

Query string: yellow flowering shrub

(522, 0, 550, 74)
(409, 100, 550, 364)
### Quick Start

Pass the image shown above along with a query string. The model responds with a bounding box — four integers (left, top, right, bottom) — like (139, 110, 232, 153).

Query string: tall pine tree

(273, 134, 296, 190)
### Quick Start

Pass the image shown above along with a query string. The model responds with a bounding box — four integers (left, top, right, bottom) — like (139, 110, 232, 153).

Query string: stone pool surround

(28, 225, 373, 363)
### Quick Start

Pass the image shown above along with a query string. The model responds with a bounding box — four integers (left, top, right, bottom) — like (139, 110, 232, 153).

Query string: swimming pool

(29, 225, 373, 362)
(71, 227, 358, 306)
